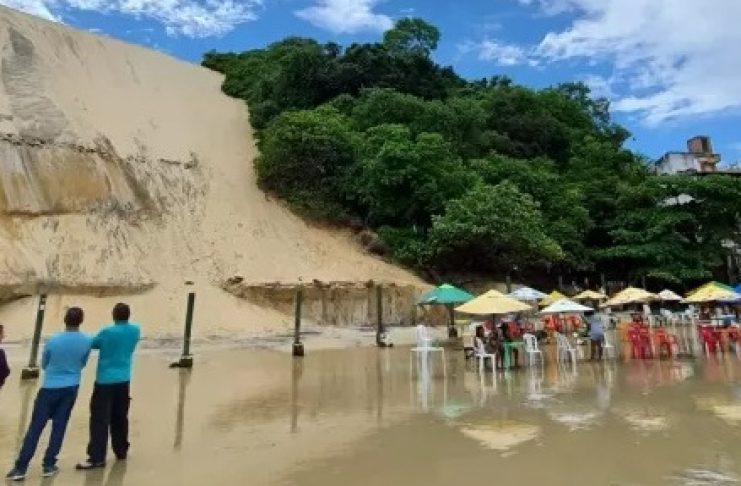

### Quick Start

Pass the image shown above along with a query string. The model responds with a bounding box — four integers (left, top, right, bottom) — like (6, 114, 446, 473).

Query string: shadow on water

(81, 461, 127, 486)
(15, 379, 36, 449)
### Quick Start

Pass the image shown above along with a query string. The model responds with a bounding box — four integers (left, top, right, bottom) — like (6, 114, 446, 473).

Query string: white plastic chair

(411, 325, 445, 377)
(522, 333, 543, 367)
(602, 333, 616, 359)
(473, 337, 496, 374)
(556, 332, 578, 367)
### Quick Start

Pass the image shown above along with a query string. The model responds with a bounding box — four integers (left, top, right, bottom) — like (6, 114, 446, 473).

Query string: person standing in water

(0, 324, 10, 390)
(586, 311, 605, 361)
(6, 308, 92, 481)
(77, 303, 140, 470)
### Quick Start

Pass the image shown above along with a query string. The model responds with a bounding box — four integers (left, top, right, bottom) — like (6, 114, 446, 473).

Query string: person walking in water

(6, 308, 92, 481)
(0, 324, 10, 390)
(77, 303, 140, 470)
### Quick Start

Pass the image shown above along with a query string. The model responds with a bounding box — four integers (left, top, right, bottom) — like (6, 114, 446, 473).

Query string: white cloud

(295, 0, 393, 34)
(517, 0, 576, 15)
(2, 0, 58, 21)
(460, 39, 530, 66)
(581, 74, 614, 99)
(523, 0, 741, 125)
(1, 0, 261, 37)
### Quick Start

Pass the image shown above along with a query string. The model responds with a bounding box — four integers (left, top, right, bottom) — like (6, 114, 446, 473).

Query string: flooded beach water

(2, 346, 741, 485)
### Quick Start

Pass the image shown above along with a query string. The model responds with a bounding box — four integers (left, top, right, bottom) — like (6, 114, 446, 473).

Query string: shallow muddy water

(1, 346, 741, 485)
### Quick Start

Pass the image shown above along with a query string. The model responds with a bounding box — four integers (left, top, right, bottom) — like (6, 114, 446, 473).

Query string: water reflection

(82, 461, 127, 486)
(15, 380, 35, 448)
(290, 358, 303, 433)
(173, 369, 191, 450)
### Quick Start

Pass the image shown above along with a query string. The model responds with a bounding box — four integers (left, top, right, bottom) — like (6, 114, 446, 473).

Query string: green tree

(469, 155, 591, 267)
(349, 125, 474, 227)
(427, 182, 563, 271)
(601, 175, 741, 285)
(383, 18, 440, 57)
(256, 106, 357, 218)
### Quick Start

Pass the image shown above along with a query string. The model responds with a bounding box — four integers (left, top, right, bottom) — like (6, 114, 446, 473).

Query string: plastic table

(502, 341, 524, 369)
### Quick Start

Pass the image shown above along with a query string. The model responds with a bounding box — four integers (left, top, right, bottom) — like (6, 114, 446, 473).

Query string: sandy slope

(0, 6, 423, 340)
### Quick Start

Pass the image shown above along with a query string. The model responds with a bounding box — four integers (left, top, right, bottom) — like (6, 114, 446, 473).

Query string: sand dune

(0, 6, 423, 340)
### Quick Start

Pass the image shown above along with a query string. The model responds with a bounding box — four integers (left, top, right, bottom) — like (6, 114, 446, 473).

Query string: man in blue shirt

(6, 307, 92, 481)
(77, 303, 140, 470)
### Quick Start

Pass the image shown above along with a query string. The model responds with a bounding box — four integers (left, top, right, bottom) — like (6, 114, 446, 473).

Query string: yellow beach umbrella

(682, 282, 741, 304)
(604, 287, 657, 307)
(539, 290, 566, 307)
(573, 289, 607, 301)
(455, 290, 531, 315)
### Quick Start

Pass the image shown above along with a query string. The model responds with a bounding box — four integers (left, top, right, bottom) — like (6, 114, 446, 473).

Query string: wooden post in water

(21, 294, 46, 380)
(558, 275, 564, 291)
(376, 284, 391, 347)
(505, 274, 512, 294)
(641, 275, 647, 290)
(447, 304, 458, 338)
(600, 273, 607, 292)
(172, 289, 195, 368)
(292, 287, 305, 357)
(173, 368, 190, 449)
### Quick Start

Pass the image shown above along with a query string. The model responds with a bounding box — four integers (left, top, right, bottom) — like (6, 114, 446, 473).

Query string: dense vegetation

(203, 19, 741, 289)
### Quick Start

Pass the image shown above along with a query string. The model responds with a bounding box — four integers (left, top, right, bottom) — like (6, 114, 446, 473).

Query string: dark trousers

(16, 386, 79, 472)
(86, 382, 131, 463)
(591, 338, 604, 360)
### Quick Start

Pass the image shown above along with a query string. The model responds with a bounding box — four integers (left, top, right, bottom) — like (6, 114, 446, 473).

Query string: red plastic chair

(653, 329, 679, 358)
(728, 328, 740, 352)
(629, 330, 652, 359)
(699, 326, 719, 356)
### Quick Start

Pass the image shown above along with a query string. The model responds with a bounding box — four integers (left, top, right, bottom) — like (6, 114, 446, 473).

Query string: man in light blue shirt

(7, 307, 91, 481)
(77, 303, 140, 470)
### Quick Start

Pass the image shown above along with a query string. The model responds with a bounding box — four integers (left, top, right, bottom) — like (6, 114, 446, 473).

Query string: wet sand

(2, 346, 741, 485)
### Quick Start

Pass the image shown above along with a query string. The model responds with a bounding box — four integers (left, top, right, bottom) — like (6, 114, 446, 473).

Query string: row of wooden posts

(291, 285, 389, 356)
(17, 285, 390, 375)
(19, 291, 197, 380)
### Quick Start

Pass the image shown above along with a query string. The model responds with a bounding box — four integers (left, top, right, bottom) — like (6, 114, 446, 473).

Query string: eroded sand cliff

(0, 7, 424, 339)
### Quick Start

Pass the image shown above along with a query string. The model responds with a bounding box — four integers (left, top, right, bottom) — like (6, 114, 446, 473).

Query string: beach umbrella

(539, 299, 594, 315)
(604, 287, 657, 307)
(657, 289, 683, 302)
(682, 281, 741, 304)
(417, 284, 474, 305)
(508, 286, 547, 302)
(540, 290, 567, 307)
(455, 290, 531, 316)
(417, 284, 475, 337)
(573, 290, 607, 301)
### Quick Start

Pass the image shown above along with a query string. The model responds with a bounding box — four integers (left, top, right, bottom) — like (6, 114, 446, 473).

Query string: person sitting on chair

(498, 321, 519, 368)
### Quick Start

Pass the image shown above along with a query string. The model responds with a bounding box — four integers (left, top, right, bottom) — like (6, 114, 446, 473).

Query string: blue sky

(5, 0, 741, 163)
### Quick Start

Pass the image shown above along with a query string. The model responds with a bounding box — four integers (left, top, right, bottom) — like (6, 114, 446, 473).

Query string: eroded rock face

(221, 278, 423, 328)
(0, 133, 204, 301)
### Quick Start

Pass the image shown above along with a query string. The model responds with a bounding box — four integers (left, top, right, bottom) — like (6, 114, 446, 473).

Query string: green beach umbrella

(417, 284, 474, 305)
(417, 284, 474, 338)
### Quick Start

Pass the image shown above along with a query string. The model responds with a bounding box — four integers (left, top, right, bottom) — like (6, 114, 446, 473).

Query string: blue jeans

(15, 386, 79, 472)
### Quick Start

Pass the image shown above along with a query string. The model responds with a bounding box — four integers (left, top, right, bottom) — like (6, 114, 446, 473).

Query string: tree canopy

(203, 18, 741, 288)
